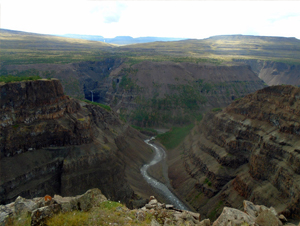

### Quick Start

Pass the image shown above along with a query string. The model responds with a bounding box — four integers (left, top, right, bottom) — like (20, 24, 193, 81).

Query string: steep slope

(235, 59, 300, 86)
(0, 79, 154, 208)
(3, 59, 123, 99)
(168, 85, 300, 219)
(3, 61, 266, 127)
(104, 61, 266, 126)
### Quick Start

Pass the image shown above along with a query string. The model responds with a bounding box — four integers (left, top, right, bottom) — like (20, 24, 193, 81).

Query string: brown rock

(212, 207, 256, 226)
(169, 85, 300, 218)
(255, 209, 283, 226)
(199, 219, 211, 226)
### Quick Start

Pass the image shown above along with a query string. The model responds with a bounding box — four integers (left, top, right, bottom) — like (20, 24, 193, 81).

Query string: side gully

(141, 137, 190, 210)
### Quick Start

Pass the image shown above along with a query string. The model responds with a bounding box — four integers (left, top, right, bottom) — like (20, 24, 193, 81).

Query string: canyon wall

(3, 60, 267, 126)
(105, 61, 266, 126)
(0, 79, 154, 208)
(235, 59, 300, 86)
(168, 85, 300, 219)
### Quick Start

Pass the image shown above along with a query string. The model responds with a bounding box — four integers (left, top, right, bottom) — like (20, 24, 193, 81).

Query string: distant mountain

(59, 34, 186, 45)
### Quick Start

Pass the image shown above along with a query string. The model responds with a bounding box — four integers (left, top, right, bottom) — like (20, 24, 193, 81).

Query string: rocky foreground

(0, 188, 296, 226)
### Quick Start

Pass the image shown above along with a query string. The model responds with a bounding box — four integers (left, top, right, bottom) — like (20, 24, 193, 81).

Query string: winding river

(141, 137, 189, 210)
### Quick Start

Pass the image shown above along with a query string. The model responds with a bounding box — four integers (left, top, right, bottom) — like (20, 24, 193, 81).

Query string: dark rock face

(0, 79, 152, 207)
(168, 85, 300, 219)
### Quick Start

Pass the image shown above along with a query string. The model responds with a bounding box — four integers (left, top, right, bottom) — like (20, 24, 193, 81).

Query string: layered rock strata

(168, 85, 300, 219)
(0, 79, 153, 208)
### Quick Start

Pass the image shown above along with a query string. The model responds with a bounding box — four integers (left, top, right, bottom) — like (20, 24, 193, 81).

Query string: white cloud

(1, 0, 300, 39)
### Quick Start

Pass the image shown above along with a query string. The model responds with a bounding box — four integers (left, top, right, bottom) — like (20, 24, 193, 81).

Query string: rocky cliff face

(3, 60, 266, 127)
(105, 61, 266, 126)
(0, 79, 153, 208)
(235, 59, 300, 86)
(3, 59, 123, 99)
(168, 85, 300, 219)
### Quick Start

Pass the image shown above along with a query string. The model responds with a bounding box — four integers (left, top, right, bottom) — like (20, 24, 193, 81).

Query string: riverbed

(141, 137, 189, 210)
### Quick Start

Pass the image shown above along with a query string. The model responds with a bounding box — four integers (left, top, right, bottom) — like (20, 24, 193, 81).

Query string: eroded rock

(212, 207, 256, 226)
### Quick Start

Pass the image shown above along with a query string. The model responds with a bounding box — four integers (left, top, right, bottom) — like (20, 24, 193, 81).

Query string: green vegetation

(204, 178, 212, 186)
(156, 124, 194, 150)
(2, 30, 300, 67)
(211, 108, 222, 112)
(44, 200, 152, 226)
(12, 124, 20, 129)
(208, 201, 224, 220)
(83, 99, 112, 111)
(131, 125, 158, 135)
(5, 214, 31, 226)
(0, 75, 41, 83)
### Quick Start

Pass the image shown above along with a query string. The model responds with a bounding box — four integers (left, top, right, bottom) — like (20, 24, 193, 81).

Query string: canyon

(168, 85, 300, 220)
(0, 79, 158, 208)
(3, 60, 267, 126)
(2, 29, 300, 223)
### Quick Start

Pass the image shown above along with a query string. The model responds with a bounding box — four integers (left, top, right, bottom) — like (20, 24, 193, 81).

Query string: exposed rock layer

(0, 79, 153, 208)
(4, 60, 267, 126)
(168, 85, 300, 219)
(105, 61, 266, 126)
(235, 59, 300, 86)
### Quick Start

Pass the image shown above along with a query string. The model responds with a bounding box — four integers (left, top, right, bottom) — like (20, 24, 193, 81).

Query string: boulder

(149, 199, 158, 205)
(255, 209, 283, 226)
(31, 204, 61, 226)
(0, 204, 14, 226)
(53, 188, 106, 212)
(14, 196, 38, 216)
(243, 200, 260, 218)
(166, 204, 174, 209)
(136, 211, 145, 221)
(212, 207, 256, 226)
(278, 214, 287, 223)
(199, 219, 211, 226)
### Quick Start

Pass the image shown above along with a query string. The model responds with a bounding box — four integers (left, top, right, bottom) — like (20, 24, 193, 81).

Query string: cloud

(104, 15, 120, 24)
(1, 1, 300, 39)
(90, 2, 127, 24)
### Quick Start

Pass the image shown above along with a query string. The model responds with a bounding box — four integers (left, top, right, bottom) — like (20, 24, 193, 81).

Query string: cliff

(105, 61, 266, 126)
(0, 79, 154, 208)
(168, 85, 300, 220)
(234, 59, 300, 86)
(3, 60, 267, 127)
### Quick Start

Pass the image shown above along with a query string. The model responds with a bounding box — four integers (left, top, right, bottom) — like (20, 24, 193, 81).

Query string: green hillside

(1, 29, 300, 66)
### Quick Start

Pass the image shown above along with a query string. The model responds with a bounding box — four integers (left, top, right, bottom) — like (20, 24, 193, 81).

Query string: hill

(2, 29, 300, 125)
(0, 29, 113, 65)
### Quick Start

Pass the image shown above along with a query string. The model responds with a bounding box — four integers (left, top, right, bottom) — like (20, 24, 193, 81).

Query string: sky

(1, 0, 300, 39)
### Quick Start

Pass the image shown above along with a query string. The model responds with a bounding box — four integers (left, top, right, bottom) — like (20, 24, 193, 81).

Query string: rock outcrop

(168, 85, 300, 220)
(1, 189, 295, 226)
(0, 79, 153, 208)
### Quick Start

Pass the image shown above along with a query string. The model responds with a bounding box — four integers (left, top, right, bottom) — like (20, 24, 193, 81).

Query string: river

(141, 137, 189, 210)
